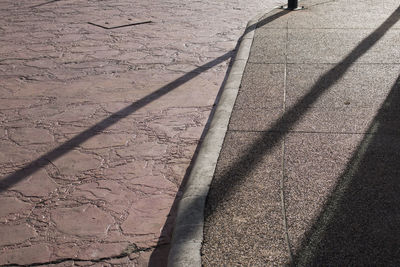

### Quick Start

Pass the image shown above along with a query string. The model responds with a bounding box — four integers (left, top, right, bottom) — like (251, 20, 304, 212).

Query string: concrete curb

(167, 8, 278, 267)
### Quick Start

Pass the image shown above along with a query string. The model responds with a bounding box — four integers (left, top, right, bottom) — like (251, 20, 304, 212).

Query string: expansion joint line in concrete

(280, 19, 293, 261)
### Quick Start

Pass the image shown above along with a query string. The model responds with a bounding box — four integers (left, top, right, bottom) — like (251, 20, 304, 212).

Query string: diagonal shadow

(206, 5, 400, 217)
(30, 0, 61, 8)
(0, 9, 290, 193)
(0, 51, 232, 192)
(87, 21, 152, 30)
(0, 8, 291, 266)
(202, 2, 400, 262)
(291, 75, 400, 264)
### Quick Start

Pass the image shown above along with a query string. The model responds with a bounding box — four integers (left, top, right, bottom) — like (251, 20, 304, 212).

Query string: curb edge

(167, 8, 277, 267)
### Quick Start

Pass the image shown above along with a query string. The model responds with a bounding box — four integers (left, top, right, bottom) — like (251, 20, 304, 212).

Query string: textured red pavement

(0, 0, 281, 265)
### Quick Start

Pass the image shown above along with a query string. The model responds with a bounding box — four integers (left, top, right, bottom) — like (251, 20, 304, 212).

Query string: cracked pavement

(0, 0, 281, 265)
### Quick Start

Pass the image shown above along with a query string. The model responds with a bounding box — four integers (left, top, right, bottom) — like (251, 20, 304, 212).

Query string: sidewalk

(201, 0, 400, 265)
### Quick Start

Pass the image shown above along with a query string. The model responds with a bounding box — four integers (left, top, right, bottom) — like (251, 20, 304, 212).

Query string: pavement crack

(1, 244, 154, 267)
(281, 19, 293, 262)
(280, 139, 293, 262)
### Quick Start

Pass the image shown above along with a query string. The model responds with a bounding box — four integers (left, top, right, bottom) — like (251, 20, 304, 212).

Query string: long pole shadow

(30, 0, 61, 8)
(291, 73, 400, 265)
(3, 0, 290, 195)
(0, 8, 291, 266)
(202, 2, 400, 263)
(87, 21, 153, 30)
(0, 50, 232, 191)
(206, 4, 400, 219)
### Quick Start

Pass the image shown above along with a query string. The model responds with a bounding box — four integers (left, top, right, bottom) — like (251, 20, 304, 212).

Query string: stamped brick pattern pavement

(0, 0, 281, 265)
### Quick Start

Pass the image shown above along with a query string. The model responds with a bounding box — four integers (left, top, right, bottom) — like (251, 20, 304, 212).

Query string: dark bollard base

(280, 5, 305, 10)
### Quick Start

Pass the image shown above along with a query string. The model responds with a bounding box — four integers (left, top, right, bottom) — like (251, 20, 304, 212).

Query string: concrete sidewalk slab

(202, 0, 400, 265)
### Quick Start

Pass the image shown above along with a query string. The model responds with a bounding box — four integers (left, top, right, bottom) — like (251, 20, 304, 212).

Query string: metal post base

(280, 5, 304, 10)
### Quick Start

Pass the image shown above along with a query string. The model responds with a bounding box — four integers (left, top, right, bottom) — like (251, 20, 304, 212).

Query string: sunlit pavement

(0, 0, 281, 265)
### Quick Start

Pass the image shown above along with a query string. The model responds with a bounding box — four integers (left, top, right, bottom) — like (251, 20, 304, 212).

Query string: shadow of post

(0, 51, 233, 192)
(0, 9, 291, 267)
(206, 3, 400, 225)
(30, 0, 61, 8)
(200, 3, 400, 265)
(2, 2, 399, 265)
(291, 76, 400, 265)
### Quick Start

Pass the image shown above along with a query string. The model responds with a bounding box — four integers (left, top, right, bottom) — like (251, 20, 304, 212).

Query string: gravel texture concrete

(202, 0, 400, 265)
